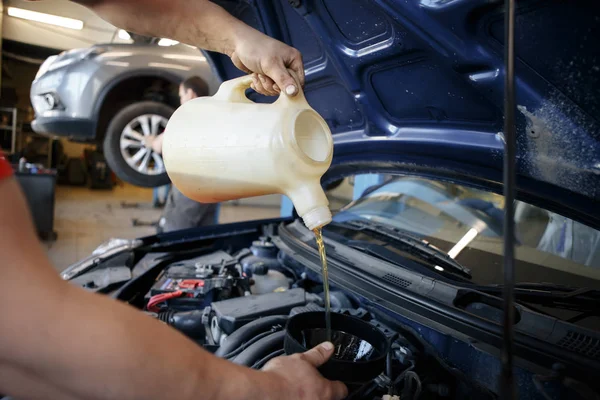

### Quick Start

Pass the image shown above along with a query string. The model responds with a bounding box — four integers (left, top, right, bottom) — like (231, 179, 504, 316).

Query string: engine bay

(130, 235, 493, 400)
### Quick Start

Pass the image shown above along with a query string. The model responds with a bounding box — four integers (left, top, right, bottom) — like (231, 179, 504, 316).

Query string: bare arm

(73, 0, 305, 96)
(76, 0, 241, 55)
(0, 177, 346, 400)
(151, 131, 164, 154)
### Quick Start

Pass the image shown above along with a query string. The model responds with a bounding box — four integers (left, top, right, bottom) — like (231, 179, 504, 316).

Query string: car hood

(204, 0, 599, 228)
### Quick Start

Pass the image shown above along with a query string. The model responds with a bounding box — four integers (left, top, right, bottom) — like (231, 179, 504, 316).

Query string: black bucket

(284, 311, 389, 383)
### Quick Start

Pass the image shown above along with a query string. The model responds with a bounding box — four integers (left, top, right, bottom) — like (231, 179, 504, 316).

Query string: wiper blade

(331, 220, 472, 279)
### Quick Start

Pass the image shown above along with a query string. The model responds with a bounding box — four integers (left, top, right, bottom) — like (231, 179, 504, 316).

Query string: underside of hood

(204, 0, 599, 222)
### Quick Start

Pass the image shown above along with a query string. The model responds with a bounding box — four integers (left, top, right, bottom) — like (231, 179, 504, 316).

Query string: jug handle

(215, 71, 310, 109)
(213, 75, 255, 103)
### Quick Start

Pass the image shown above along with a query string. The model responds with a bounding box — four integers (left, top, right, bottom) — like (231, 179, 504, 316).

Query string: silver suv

(30, 42, 219, 187)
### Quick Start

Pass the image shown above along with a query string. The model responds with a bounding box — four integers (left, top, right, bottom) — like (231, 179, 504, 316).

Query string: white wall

(3, 0, 130, 50)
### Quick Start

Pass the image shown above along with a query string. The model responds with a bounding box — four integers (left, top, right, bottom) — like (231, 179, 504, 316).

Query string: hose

(387, 333, 399, 394)
(403, 371, 422, 400)
(251, 349, 285, 370)
(215, 315, 287, 357)
(231, 331, 286, 367)
(223, 330, 277, 360)
(157, 309, 204, 339)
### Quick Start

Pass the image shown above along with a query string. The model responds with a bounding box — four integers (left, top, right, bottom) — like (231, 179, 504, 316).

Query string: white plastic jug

(162, 75, 334, 230)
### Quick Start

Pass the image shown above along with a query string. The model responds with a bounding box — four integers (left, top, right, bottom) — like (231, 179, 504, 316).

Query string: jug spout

(286, 181, 332, 230)
(302, 205, 332, 231)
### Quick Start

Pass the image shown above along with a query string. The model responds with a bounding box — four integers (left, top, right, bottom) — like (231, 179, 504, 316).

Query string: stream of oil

(313, 228, 332, 342)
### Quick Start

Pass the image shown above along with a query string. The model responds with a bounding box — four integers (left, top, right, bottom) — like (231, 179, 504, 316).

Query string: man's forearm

(2, 267, 275, 400)
(74, 0, 250, 56)
(33, 284, 273, 400)
(0, 362, 79, 400)
(0, 178, 275, 400)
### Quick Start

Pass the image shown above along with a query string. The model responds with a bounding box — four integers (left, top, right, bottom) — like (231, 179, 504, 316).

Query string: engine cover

(211, 288, 307, 334)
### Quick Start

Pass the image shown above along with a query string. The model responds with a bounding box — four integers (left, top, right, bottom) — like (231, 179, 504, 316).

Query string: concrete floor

(43, 184, 280, 272)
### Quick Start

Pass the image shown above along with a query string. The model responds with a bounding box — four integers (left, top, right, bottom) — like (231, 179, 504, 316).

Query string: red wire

(147, 290, 183, 313)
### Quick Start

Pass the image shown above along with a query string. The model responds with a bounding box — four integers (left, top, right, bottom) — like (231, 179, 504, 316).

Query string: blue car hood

(205, 0, 599, 227)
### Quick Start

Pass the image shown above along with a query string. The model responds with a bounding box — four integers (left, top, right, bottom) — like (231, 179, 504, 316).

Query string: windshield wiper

(330, 219, 472, 279)
(474, 283, 600, 314)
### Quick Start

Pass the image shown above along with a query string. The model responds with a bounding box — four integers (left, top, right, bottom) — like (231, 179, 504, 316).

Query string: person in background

(0, 1, 347, 399)
(152, 183, 169, 208)
(149, 76, 220, 231)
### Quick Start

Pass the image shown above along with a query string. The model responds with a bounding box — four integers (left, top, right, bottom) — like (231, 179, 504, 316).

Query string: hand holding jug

(162, 73, 333, 230)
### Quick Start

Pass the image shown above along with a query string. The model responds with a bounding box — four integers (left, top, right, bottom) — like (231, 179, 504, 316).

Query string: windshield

(326, 176, 600, 289)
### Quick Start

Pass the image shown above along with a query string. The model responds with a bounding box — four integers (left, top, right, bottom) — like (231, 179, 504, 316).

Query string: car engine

(135, 236, 491, 400)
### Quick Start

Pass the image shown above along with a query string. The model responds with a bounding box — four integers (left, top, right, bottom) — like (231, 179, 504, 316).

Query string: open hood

(204, 0, 599, 227)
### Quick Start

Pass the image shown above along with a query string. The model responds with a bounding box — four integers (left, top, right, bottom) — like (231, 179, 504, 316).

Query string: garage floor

(43, 185, 280, 272)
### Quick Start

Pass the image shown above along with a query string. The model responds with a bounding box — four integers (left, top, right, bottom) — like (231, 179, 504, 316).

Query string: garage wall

(3, 0, 129, 50)
(2, 57, 37, 110)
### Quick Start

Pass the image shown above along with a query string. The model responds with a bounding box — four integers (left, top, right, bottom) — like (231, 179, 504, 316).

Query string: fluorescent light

(118, 30, 131, 40)
(447, 228, 478, 259)
(158, 38, 179, 47)
(148, 62, 190, 71)
(162, 54, 206, 62)
(8, 7, 84, 30)
(99, 51, 134, 58)
(434, 266, 444, 272)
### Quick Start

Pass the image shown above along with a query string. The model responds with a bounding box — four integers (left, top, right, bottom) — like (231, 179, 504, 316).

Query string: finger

(258, 74, 278, 96)
(301, 341, 334, 367)
(251, 74, 268, 95)
(288, 51, 305, 88)
(264, 60, 300, 97)
(329, 381, 348, 400)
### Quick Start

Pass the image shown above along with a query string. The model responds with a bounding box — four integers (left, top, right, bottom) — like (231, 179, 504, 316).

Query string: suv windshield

(326, 176, 600, 289)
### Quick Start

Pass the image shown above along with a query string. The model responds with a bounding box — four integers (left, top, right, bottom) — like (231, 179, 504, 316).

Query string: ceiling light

(118, 30, 131, 40)
(162, 54, 206, 61)
(7, 7, 84, 30)
(148, 62, 190, 71)
(158, 38, 179, 47)
(434, 266, 444, 272)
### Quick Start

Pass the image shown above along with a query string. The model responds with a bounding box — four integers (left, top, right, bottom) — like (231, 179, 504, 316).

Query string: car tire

(103, 101, 173, 188)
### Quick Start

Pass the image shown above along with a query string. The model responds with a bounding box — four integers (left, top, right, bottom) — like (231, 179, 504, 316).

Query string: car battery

(145, 260, 250, 312)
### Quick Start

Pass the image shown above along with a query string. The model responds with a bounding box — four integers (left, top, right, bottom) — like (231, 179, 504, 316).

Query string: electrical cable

(392, 360, 416, 387)
(403, 371, 422, 400)
(387, 349, 393, 394)
(500, 0, 517, 398)
(146, 290, 183, 313)
(386, 333, 399, 395)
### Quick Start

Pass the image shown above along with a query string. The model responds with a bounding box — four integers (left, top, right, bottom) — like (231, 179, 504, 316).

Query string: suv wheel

(103, 101, 173, 187)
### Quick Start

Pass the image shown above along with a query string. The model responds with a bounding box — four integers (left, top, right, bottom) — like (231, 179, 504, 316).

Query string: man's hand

(261, 342, 348, 400)
(230, 27, 305, 97)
